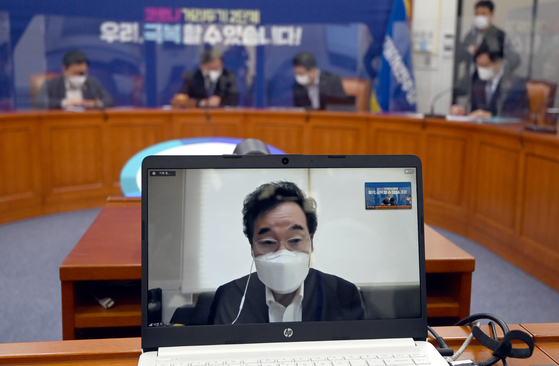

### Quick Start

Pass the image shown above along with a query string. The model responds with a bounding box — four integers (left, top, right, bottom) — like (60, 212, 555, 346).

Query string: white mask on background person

(68, 75, 86, 89)
(295, 74, 310, 86)
(477, 66, 495, 81)
(473, 15, 490, 30)
(208, 70, 222, 83)
(254, 249, 310, 294)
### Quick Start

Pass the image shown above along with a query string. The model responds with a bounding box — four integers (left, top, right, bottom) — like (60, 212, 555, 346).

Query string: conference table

(1, 108, 558, 311)
(1, 324, 558, 366)
(59, 197, 474, 340)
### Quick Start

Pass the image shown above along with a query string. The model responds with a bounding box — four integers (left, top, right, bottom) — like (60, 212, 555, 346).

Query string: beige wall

(411, 0, 458, 114)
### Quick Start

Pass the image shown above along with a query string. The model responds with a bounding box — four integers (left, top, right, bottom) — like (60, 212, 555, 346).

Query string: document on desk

(446, 115, 522, 124)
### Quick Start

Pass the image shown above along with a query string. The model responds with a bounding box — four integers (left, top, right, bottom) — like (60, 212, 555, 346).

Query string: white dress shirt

(307, 70, 321, 110)
(265, 283, 304, 322)
(62, 78, 84, 109)
(486, 65, 505, 105)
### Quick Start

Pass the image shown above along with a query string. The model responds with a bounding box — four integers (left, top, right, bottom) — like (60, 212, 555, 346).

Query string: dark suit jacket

(469, 72, 530, 119)
(33, 75, 115, 110)
(454, 25, 521, 97)
(293, 70, 347, 110)
(208, 268, 365, 324)
(178, 69, 239, 107)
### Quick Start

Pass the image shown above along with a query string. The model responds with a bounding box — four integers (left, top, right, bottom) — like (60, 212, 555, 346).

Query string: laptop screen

(142, 155, 426, 351)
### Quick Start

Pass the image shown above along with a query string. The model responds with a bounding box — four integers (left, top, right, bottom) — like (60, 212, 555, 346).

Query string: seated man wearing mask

(292, 51, 347, 110)
(208, 181, 365, 324)
(454, 0, 520, 96)
(450, 41, 529, 119)
(33, 49, 114, 110)
(174, 48, 239, 107)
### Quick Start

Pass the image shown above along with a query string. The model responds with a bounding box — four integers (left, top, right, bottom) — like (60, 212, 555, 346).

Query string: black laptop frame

(141, 154, 427, 352)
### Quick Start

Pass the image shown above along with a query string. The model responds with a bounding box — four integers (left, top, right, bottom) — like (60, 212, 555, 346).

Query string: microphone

(427, 86, 458, 118)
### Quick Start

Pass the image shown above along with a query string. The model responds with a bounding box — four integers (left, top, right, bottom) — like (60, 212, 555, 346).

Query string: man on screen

(33, 49, 114, 110)
(292, 51, 347, 110)
(208, 181, 365, 324)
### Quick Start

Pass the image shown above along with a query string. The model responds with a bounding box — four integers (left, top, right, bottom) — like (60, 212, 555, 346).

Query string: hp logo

(283, 328, 294, 338)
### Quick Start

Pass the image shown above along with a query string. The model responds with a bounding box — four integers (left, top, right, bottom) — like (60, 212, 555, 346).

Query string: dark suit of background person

(451, 41, 529, 120)
(469, 70, 529, 119)
(292, 51, 347, 110)
(33, 50, 114, 110)
(176, 48, 239, 107)
(208, 268, 365, 324)
(454, 1, 520, 98)
(178, 68, 239, 107)
(34, 76, 114, 110)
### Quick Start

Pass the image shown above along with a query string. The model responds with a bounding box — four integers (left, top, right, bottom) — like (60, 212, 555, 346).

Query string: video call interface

(146, 167, 422, 327)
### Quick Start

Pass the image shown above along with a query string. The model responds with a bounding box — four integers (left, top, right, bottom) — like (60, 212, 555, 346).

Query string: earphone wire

(231, 258, 254, 324)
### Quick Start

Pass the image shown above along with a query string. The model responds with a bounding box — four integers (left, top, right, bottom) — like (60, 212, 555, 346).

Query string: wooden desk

(431, 324, 559, 366)
(2, 324, 558, 366)
(2, 110, 557, 295)
(0, 109, 551, 344)
(0, 337, 141, 366)
(521, 323, 559, 364)
(59, 198, 474, 340)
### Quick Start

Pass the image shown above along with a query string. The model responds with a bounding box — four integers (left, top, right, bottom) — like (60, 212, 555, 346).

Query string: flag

(371, 0, 416, 112)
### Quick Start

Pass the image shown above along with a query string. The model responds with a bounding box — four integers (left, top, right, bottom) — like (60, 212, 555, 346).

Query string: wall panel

(0, 117, 42, 222)
(521, 155, 559, 255)
(473, 143, 519, 232)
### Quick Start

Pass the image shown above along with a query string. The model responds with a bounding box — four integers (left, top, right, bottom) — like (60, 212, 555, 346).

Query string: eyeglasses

(253, 236, 311, 254)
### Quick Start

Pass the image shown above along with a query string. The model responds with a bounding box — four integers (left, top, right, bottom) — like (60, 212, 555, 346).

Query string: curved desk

(1, 109, 558, 294)
(1, 324, 558, 365)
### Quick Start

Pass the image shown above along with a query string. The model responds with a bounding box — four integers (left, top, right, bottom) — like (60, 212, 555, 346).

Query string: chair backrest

(341, 77, 371, 112)
(525, 80, 557, 125)
(131, 74, 145, 106)
(29, 73, 59, 105)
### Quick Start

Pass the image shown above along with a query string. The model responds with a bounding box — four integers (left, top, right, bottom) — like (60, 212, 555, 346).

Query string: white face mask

(477, 66, 495, 81)
(68, 75, 86, 89)
(208, 70, 222, 83)
(295, 74, 310, 86)
(254, 249, 310, 294)
(473, 15, 490, 30)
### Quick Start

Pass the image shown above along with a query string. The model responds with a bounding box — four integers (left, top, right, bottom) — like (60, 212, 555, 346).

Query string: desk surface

(1, 324, 558, 366)
(59, 197, 475, 280)
(59, 199, 142, 281)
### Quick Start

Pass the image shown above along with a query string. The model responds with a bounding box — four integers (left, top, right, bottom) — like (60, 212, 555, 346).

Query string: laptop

(139, 154, 448, 366)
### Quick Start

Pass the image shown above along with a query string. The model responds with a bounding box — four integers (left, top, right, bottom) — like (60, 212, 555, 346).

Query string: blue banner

(0, 0, 415, 111)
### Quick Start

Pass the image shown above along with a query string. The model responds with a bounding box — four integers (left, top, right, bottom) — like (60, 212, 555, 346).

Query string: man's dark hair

(475, 0, 494, 13)
(293, 51, 317, 71)
(475, 39, 503, 62)
(242, 181, 318, 244)
(62, 50, 89, 68)
(200, 48, 223, 64)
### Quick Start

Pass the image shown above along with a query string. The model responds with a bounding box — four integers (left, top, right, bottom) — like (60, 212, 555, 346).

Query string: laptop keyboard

(155, 353, 432, 366)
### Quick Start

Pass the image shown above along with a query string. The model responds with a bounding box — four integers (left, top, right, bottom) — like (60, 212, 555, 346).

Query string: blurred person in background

(173, 48, 239, 107)
(33, 49, 114, 110)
